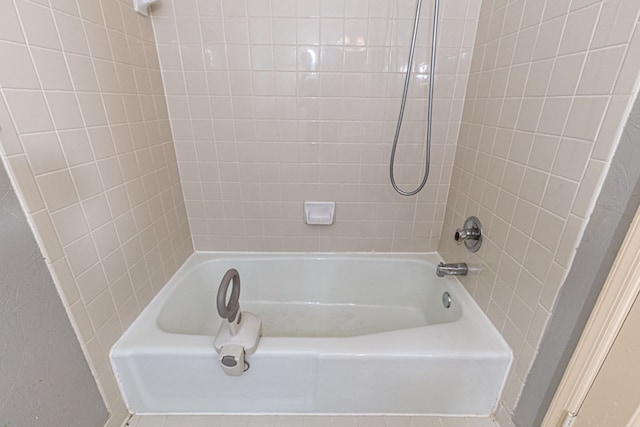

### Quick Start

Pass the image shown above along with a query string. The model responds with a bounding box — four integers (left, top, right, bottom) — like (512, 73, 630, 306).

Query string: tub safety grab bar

(217, 268, 240, 324)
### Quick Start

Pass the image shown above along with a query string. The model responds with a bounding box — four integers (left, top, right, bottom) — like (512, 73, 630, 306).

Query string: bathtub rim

(112, 251, 512, 355)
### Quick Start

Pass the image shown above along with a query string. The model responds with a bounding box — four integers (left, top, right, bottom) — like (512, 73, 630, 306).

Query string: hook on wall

(133, 0, 158, 16)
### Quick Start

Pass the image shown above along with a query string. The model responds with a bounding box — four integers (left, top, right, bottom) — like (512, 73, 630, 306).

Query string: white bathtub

(111, 252, 511, 415)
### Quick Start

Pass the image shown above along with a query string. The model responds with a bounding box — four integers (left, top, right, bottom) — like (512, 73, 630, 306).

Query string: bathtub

(111, 252, 511, 415)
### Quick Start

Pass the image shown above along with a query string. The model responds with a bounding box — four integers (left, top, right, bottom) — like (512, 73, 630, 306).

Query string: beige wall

(438, 0, 640, 424)
(151, 0, 481, 252)
(0, 0, 193, 423)
(575, 292, 640, 426)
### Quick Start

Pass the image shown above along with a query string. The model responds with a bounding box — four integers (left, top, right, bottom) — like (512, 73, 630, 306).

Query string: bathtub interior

(157, 255, 463, 337)
(112, 252, 512, 415)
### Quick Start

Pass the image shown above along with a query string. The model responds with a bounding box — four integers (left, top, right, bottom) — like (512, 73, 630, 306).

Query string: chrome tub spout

(436, 262, 468, 277)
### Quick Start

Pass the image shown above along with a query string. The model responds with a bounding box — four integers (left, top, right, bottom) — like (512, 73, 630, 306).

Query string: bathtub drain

(442, 292, 452, 309)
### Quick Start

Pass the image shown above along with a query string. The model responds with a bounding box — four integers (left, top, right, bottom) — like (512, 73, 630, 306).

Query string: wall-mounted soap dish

(304, 202, 335, 225)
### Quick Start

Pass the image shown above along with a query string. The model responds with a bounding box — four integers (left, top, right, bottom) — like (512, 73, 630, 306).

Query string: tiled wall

(438, 0, 640, 424)
(0, 0, 193, 423)
(151, 0, 481, 252)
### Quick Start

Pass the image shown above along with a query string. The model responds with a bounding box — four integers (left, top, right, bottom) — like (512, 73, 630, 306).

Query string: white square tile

(54, 11, 90, 55)
(65, 234, 99, 276)
(0, 42, 40, 89)
(0, 1, 25, 43)
(591, 0, 640, 49)
(3, 90, 54, 134)
(174, 0, 198, 17)
(84, 22, 112, 61)
(75, 263, 109, 303)
(577, 45, 626, 95)
(22, 132, 67, 175)
(37, 169, 79, 211)
(51, 202, 90, 246)
(551, 137, 591, 181)
(15, 0, 61, 50)
(541, 174, 578, 218)
(45, 92, 85, 130)
(557, 5, 599, 56)
(272, 0, 296, 17)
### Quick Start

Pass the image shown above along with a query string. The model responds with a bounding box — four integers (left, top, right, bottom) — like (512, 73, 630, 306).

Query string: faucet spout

(436, 262, 468, 277)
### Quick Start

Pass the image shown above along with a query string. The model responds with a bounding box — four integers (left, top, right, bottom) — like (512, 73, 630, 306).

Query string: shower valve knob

(455, 228, 480, 243)
(455, 216, 483, 252)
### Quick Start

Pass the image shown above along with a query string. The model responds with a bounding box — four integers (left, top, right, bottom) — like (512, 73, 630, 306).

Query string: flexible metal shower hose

(389, 0, 440, 196)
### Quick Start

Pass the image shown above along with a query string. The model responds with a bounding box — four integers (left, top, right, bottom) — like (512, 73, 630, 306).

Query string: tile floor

(126, 415, 496, 427)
